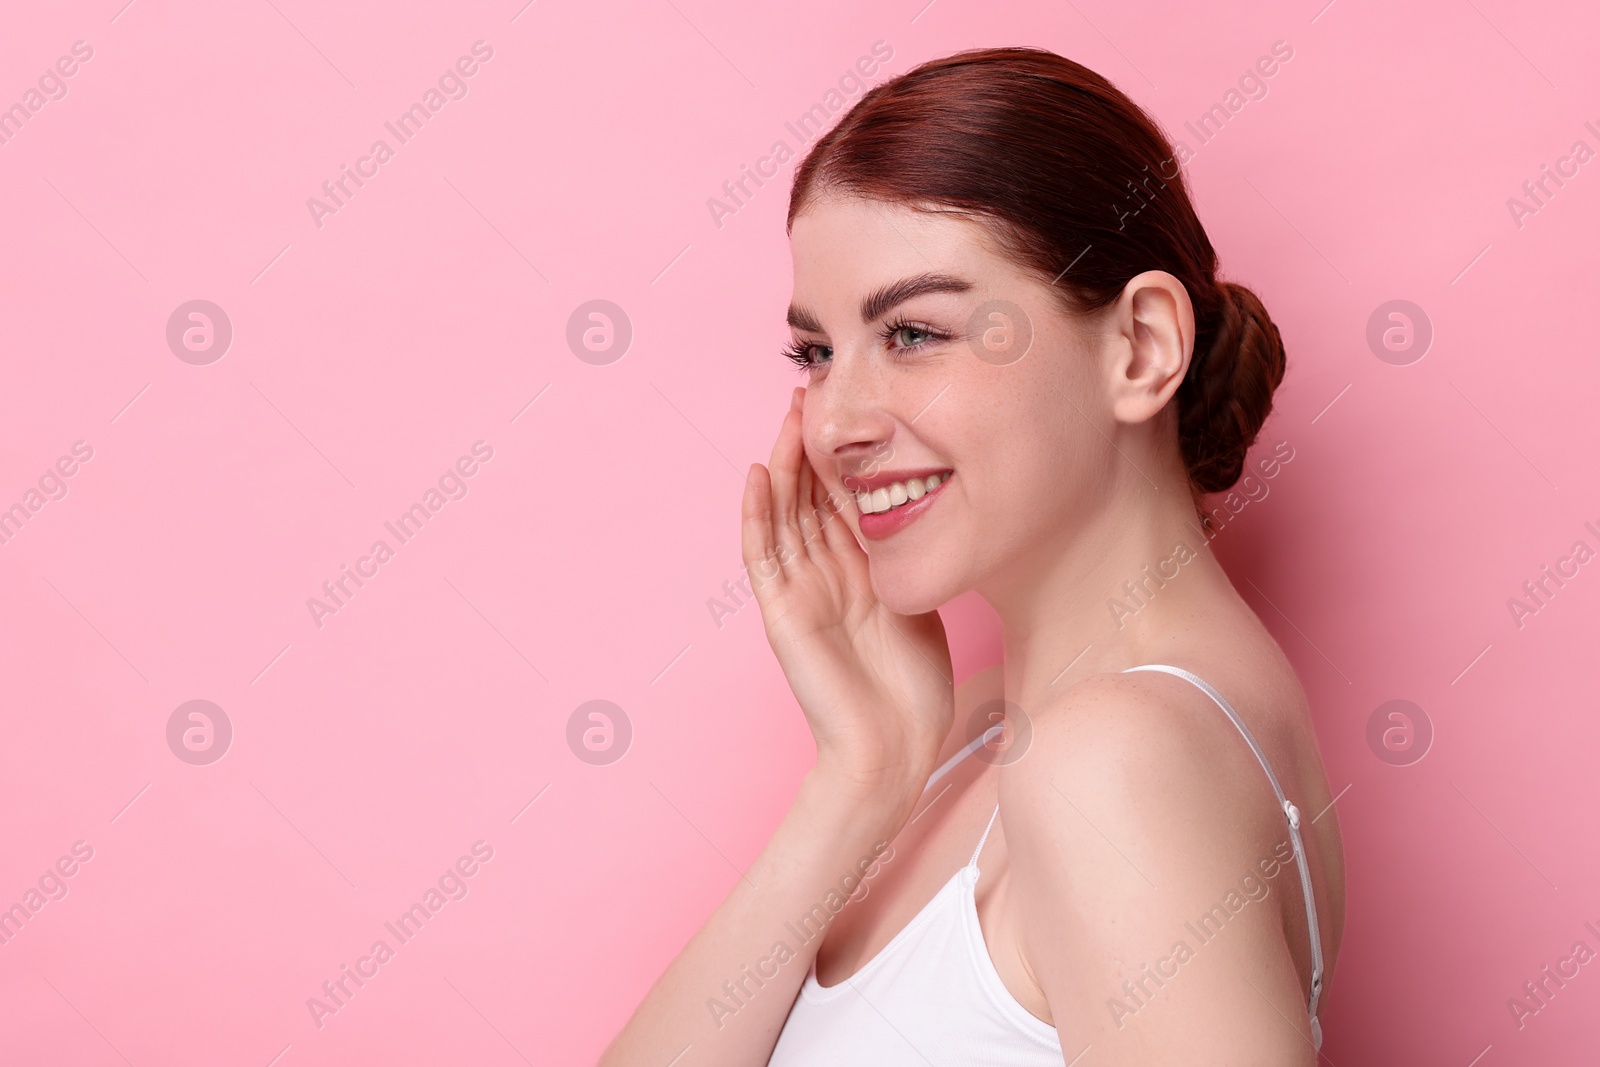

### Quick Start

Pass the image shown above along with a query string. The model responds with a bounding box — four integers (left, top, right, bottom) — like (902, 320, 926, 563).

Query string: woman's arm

(603, 386, 957, 1064)
(597, 770, 909, 1067)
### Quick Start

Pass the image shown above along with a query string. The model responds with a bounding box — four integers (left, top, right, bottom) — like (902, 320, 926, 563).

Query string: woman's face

(787, 194, 1131, 616)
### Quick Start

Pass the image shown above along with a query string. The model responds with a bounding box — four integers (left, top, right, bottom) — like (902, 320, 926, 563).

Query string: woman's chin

(869, 569, 959, 616)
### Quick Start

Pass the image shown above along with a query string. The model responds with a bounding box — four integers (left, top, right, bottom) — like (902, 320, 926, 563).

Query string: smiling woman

(601, 45, 1344, 1067)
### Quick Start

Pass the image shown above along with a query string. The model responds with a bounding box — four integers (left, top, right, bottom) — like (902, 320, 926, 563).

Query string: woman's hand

(741, 386, 956, 818)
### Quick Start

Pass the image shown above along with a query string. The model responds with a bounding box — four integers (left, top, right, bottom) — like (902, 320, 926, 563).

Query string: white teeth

(854, 472, 952, 515)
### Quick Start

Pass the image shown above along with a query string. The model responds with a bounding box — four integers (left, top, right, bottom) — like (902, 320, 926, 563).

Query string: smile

(852, 470, 954, 542)
(855, 471, 951, 514)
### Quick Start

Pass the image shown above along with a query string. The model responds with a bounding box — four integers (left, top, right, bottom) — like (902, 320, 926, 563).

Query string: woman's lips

(856, 472, 953, 542)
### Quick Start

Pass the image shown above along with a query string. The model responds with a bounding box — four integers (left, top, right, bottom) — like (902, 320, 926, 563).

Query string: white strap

(970, 803, 1001, 867)
(920, 727, 1007, 872)
(922, 722, 1004, 795)
(1123, 664, 1325, 1049)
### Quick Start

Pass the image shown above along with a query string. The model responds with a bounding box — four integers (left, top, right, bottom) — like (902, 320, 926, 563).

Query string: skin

(600, 193, 1345, 1066)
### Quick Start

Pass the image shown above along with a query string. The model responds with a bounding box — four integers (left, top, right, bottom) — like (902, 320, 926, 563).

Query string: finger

(813, 461, 872, 586)
(767, 389, 806, 565)
(796, 450, 822, 554)
(740, 462, 784, 597)
(803, 457, 847, 558)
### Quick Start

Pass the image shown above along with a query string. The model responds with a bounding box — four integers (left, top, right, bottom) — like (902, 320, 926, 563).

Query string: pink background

(1, 0, 1597, 1063)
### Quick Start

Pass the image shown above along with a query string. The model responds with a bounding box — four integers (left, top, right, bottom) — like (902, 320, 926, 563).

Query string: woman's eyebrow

(785, 271, 975, 333)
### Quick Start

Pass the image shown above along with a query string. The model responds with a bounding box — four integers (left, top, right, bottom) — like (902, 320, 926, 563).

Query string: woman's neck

(978, 475, 1240, 715)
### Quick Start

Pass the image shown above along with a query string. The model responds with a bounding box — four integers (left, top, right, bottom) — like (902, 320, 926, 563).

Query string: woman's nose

(805, 350, 897, 479)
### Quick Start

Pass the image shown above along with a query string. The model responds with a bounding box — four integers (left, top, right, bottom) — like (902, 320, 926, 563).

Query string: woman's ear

(1106, 270, 1194, 426)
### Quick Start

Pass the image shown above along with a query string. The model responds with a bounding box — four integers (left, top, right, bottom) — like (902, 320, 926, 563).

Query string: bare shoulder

(1000, 667, 1290, 871)
(995, 665, 1333, 1061)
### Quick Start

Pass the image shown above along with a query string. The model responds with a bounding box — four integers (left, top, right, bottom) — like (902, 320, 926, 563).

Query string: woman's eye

(892, 325, 930, 348)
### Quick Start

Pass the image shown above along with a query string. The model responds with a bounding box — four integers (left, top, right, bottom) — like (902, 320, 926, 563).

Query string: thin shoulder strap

(918, 723, 1007, 870)
(922, 721, 1004, 796)
(1123, 663, 1326, 1050)
(970, 803, 1001, 868)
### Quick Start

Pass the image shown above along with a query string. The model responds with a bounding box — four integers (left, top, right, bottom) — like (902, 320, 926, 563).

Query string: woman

(603, 46, 1344, 1066)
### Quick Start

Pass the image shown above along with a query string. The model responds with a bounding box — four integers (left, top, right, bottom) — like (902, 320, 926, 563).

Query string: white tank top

(767, 663, 1326, 1065)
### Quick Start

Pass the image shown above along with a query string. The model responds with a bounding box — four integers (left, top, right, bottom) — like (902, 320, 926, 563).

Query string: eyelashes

(781, 319, 949, 373)
(779, 336, 816, 370)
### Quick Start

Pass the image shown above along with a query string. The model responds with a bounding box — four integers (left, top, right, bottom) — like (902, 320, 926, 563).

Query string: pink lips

(855, 472, 954, 542)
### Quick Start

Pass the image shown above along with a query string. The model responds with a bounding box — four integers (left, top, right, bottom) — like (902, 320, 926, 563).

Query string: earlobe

(1110, 272, 1192, 425)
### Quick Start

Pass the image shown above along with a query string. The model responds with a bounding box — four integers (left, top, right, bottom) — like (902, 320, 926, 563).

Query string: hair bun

(1179, 281, 1287, 495)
